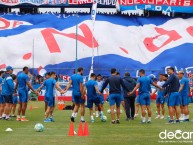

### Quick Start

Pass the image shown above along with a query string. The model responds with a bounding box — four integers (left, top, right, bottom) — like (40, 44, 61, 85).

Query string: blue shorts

(179, 94, 189, 106)
(73, 94, 85, 104)
(44, 96, 49, 103)
(109, 94, 121, 107)
(12, 96, 18, 104)
(139, 93, 151, 106)
(47, 97, 55, 107)
(87, 97, 100, 109)
(167, 92, 180, 107)
(156, 95, 165, 104)
(0, 95, 5, 104)
(18, 90, 28, 103)
(97, 94, 104, 104)
(120, 95, 124, 101)
(2, 95, 13, 104)
(136, 96, 139, 104)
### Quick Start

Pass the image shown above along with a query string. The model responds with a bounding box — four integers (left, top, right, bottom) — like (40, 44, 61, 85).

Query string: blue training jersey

(71, 74, 83, 96)
(97, 80, 104, 92)
(180, 77, 189, 96)
(1, 73, 14, 96)
(157, 81, 165, 97)
(43, 78, 56, 98)
(137, 76, 153, 94)
(17, 72, 29, 91)
(85, 80, 98, 100)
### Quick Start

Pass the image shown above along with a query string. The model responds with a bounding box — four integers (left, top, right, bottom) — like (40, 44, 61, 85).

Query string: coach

(122, 72, 136, 120)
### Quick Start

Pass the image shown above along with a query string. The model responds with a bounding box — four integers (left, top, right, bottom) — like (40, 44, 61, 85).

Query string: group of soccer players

(0, 65, 191, 124)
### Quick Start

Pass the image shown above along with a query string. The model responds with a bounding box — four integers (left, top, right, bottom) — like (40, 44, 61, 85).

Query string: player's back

(71, 74, 83, 95)
(44, 78, 56, 97)
(108, 75, 122, 94)
(180, 77, 189, 96)
(2, 73, 14, 95)
(17, 72, 28, 91)
(85, 80, 97, 99)
(138, 76, 152, 94)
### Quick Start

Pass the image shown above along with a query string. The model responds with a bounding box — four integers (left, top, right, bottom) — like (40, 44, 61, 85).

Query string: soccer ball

(114, 109, 117, 113)
(101, 116, 107, 122)
(120, 110, 123, 114)
(34, 123, 44, 132)
(107, 109, 111, 114)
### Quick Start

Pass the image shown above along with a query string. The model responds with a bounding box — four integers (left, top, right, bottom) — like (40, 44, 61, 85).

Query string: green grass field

(0, 101, 193, 145)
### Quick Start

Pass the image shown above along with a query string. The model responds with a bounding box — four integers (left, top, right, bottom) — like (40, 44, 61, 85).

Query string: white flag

(91, 0, 97, 22)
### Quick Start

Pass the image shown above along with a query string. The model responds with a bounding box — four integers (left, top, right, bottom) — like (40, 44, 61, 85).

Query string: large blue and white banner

(117, 0, 193, 13)
(0, 14, 193, 77)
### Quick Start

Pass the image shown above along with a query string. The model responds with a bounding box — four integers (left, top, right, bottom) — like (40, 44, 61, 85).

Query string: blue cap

(6, 66, 13, 71)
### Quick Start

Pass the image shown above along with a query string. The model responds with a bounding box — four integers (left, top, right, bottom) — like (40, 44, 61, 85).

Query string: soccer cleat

(147, 121, 151, 124)
(70, 116, 75, 122)
(21, 118, 29, 122)
(184, 119, 189, 122)
(49, 117, 55, 122)
(80, 120, 85, 123)
(160, 116, 164, 119)
(5, 117, 11, 121)
(44, 118, 52, 123)
(116, 119, 120, 124)
(141, 121, 146, 124)
(11, 115, 16, 117)
(166, 120, 174, 124)
(16, 118, 21, 121)
(134, 114, 138, 118)
(176, 120, 180, 123)
(91, 119, 95, 123)
(155, 115, 160, 119)
(111, 120, 116, 124)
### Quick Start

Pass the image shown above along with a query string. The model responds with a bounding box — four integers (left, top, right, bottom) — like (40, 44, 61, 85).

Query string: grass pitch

(0, 101, 193, 145)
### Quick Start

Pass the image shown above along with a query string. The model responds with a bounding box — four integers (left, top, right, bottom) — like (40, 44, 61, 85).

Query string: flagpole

(89, 0, 97, 79)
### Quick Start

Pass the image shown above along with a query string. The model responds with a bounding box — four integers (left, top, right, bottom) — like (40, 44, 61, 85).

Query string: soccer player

(64, 67, 85, 122)
(96, 74, 108, 118)
(37, 72, 64, 122)
(0, 71, 5, 119)
(1, 66, 14, 120)
(16, 67, 38, 121)
(10, 74, 18, 117)
(85, 73, 102, 123)
(129, 69, 162, 124)
(162, 67, 180, 124)
(101, 68, 130, 124)
(177, 71, 189, 122)
(152, 74, 165, 119)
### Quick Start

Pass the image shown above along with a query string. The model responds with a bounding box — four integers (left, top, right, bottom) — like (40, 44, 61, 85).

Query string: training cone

(68, 122, 74, 136)
(83, 122, 89, 136)
(77, 122, 84, 136)
(30, 105, 33, 110)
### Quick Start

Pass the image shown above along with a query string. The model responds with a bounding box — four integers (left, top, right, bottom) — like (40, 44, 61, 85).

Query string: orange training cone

(30, 105, 33, 110)
(83, 122, 89, 136)
(68, 122, 74, 136)
(77, 122, 84, 136)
